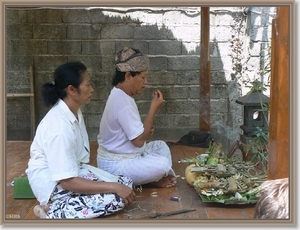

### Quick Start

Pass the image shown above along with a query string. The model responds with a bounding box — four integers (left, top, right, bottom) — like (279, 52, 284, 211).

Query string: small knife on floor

(146, 208, 196, 218)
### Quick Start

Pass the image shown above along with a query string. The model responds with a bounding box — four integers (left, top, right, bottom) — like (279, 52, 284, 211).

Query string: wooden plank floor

(5, 141, 255, 221)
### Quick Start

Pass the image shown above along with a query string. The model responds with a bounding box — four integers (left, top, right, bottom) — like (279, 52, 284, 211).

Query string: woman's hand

(60, 177, 136, 206)
(114, 183, 136, 206)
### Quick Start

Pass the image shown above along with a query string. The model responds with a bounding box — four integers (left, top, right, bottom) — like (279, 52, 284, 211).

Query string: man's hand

(151, 89, 164, 110)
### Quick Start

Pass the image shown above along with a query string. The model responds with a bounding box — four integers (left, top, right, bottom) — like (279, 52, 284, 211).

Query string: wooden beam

(199, 7, 211, 131)
(268, 7, 290, 179)
(29, 65, 36, 139)
(7, 93, 34, 97)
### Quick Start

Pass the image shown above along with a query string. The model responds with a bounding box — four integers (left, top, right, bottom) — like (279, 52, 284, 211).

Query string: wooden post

(268, 7, 290, 179)
(29, 66, 35, 139)
(199, 7, 211, 131)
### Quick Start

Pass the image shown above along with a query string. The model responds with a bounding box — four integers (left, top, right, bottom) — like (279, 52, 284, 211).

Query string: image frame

(0, 0, 297, 227)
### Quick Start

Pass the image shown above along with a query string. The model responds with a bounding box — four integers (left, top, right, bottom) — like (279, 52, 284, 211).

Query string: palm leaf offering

(179, 142, 267, 204)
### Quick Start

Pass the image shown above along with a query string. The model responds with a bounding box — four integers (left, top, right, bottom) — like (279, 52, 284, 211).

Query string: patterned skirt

(46, 166, 133, 218)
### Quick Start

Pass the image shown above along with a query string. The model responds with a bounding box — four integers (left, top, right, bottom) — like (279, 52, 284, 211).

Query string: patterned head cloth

(115, 45, 149, 72)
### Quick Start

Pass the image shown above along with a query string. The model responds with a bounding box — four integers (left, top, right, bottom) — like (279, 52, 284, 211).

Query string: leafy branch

(243, 81, 270, 173)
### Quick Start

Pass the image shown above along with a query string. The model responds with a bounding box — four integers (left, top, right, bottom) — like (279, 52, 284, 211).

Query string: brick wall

(6, 6, 276, 152)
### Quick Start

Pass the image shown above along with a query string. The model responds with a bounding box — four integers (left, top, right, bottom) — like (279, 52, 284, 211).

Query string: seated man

(96, 45, 176, 188)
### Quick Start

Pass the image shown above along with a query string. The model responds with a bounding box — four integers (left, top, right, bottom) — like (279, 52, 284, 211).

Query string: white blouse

(26, 99, 90, 205)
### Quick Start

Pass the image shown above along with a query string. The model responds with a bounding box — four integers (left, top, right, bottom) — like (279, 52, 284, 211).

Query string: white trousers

(97, 140, 176, 186)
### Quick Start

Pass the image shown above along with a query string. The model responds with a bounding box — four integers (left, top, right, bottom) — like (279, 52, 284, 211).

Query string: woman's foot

(33, 204, 49, 218)
(151, 175, 177, 188)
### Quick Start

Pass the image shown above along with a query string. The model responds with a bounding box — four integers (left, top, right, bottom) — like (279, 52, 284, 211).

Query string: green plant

(245, 80, 267, 94)
(260, 42, 272, 82)
(244, 127, 269, 173)
(243, 81, 270, 173)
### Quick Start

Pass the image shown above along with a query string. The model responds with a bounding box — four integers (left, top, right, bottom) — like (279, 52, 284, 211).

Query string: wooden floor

(5, 140, 256, 224)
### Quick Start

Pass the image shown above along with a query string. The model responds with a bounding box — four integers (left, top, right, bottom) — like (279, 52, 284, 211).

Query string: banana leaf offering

(179, 142, 267, 204)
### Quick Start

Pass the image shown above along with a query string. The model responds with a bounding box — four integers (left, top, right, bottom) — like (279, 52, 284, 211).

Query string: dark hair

(112, 69, 140, 86)
(42, 61, 87, 107)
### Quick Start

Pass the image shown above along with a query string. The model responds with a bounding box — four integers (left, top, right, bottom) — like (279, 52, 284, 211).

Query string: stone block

(167, 56, 199, 71)
(115, 41, 149, 54)
(68, 55, 102, 71)
(101, 24, 134, 39)
(134, 25, 169, 40)
(148, 56, 168, 71)
(167, 26, 200, 41)
(82, 41, 101, 55)
(6, 9, 27, 24)
(62, 9, 91, 23)
(6, 70, 31, 93)
(100, 41, 116, 55)
(48, 41, 82, 55)
(6, 56, 33, 71)
(6, 24, 33, 39)
(182, 41, 200, 55)
(211, 85, 229, 99)
(67, 25, 100, 40)
(149, 41, 182, 55)
(33, 25, 66, 39)
(210, 98, 228, 114)
(28, 9, 62, 23)
(34, 56, 67, 71)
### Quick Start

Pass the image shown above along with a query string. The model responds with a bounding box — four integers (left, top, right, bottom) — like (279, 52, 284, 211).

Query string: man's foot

(33, 204, 49, 218)
(151, 175, 177, 188)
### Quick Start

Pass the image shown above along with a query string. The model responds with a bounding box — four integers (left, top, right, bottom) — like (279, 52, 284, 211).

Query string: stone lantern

(236, 89, 270, 144)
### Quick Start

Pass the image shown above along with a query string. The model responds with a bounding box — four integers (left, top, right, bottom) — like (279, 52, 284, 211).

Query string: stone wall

(6, 6, 276, 152)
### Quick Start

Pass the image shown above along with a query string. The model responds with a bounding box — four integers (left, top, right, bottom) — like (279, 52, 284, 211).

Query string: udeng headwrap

(115, 45, 149, 72)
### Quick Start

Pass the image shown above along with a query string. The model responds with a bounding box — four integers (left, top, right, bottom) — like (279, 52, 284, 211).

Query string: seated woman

(26, 61, 135, 219)
(96, 45, 177, 188)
